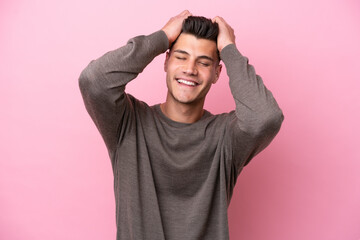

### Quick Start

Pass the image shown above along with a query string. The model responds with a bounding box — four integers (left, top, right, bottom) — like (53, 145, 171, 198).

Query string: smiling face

(164, 33, 222, 106)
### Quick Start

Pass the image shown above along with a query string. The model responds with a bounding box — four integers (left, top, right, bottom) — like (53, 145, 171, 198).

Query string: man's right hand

(161, 10, 192, 47)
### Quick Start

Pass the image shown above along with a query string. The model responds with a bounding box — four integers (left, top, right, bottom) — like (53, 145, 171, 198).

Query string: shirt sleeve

(78, 30, 169, 157)
(220, 44, 284, 171)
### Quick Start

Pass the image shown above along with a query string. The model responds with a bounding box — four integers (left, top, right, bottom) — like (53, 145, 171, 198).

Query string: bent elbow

(257, 108, 284, 137)
(78, 61, 103, 98)
(78, 68, 90, 95)
(244, 107, 284, 138)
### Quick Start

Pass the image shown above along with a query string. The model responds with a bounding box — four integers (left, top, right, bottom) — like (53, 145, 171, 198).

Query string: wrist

(160, 29, 171, 47)
(219, 42, 235, 53)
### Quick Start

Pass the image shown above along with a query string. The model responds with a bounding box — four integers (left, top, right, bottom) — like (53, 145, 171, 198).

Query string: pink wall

(1, 0, 359, 239)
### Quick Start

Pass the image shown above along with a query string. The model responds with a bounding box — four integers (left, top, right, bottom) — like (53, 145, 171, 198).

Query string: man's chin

(174, 98, 195, 105)
(174, 96, 205, 106)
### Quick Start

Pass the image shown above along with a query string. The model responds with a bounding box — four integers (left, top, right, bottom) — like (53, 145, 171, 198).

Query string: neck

(160, 97, 205, 124)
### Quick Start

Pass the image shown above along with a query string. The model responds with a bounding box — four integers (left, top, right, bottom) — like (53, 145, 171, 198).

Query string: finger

(213, 17, 226, 27)
(184, 11, 192, 18)
(212, 16, 223, 21)
(180, 10, 192, 17)
(212, 16, 219, 23)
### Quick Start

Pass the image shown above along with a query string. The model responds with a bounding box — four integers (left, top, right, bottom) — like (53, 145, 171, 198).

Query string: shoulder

(204, 110, 237, 123)
(199, 110, 238, 134)
(122, 93, 155, 119)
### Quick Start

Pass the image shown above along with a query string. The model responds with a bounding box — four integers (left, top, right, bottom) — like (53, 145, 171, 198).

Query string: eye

(175, 56, 186, 60)
(199, 62, 210, 67)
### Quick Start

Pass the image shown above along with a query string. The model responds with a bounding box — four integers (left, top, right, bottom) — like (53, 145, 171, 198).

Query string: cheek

(166, 61, 178, 75)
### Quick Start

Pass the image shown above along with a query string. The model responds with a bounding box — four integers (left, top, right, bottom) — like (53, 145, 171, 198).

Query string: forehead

(171, 33, 218, 59)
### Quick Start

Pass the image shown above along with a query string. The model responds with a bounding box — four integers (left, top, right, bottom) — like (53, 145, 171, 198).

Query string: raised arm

(213, 16, 284, 168)
(78, 10, 192, 156)
(78, 30, 169, 154)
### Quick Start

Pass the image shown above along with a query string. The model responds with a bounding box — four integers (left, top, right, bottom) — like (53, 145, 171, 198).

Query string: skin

(161, 10, 236, 124)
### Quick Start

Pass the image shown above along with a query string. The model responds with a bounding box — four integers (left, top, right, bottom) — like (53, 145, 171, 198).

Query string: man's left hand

(212, 16, 236, 52)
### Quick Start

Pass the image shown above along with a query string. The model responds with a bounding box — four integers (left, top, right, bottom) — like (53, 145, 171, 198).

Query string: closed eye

(199, 62, 210, 67)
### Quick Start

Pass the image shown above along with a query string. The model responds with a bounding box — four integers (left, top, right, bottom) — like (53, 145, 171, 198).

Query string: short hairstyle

(182, 16, 219, 42)
(170, 16, 220, 61)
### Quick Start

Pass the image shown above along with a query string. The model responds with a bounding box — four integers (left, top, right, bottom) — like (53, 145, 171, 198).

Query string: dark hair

(170, 16, 220, 60)
(182, 16, 219, 42)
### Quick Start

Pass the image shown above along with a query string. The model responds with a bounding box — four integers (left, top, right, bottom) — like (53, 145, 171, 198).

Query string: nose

(182, 60, 197, 75)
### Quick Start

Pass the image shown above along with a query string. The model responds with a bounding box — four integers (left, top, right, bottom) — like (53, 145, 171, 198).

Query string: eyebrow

(174, 49, 214, 62)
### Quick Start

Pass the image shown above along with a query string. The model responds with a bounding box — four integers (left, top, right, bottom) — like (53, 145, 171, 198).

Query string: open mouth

(176, 79, 199, 87)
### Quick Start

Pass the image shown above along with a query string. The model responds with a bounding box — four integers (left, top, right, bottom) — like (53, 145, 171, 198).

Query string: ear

(212, 64, 222, 84)
(164, 51, 170, 72)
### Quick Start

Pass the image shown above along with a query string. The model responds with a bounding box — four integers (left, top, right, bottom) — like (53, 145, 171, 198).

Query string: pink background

(1, 0, 359, 239)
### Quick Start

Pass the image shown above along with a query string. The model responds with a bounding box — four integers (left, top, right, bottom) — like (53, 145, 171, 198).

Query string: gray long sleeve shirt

(79, 30, 284, 240)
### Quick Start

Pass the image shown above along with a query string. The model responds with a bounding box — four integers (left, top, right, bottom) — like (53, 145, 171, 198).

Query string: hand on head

(212, 16, 236, 52)
(162, 10, 192, 47)
(162, 11, 236, 53)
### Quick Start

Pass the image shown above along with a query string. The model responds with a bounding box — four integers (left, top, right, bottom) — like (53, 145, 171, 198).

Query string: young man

(79, 10, 283, 240)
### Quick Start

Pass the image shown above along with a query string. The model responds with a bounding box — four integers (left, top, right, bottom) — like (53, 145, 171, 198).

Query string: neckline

(153, 104, 212, 128)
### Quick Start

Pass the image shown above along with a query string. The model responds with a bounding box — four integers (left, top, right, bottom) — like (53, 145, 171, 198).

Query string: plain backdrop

(1, 0, 359, 239)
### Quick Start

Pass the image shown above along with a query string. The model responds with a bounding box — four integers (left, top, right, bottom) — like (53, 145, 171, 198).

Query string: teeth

(177, 79, 196, 86)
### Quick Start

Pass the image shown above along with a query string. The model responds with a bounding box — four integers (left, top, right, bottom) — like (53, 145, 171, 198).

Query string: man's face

(164, 33, 222, 105)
